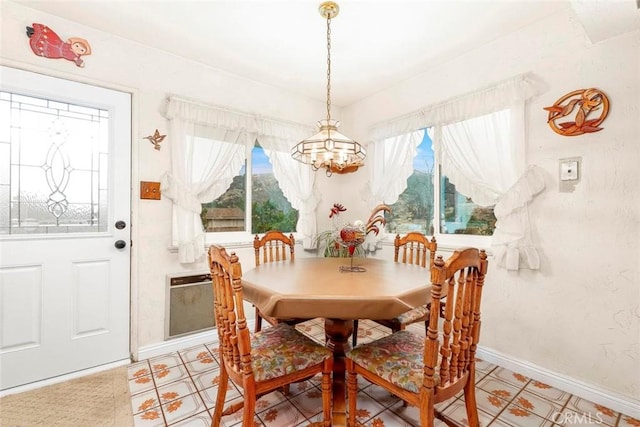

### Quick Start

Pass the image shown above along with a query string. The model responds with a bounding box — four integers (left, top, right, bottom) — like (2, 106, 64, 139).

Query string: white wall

(2, 0, 638, 409)
(343, 5, 640, 405)
(0, 2, 327, 353)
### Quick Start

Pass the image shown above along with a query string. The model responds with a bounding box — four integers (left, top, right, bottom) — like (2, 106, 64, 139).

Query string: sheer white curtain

(362, 130, 424, 251)
(438, 107, 545, 270)
(161, 98, 249, 263)
(259, 119, 318, 249)
(367, 74, 544, 270)
(161, 97, 317, 263)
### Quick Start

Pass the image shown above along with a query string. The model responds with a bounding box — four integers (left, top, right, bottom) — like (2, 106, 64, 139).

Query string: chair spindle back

(209, 245, 251, 379)
(254, 230, 295, 266)
(425, 248, 488, 393)
(394, 232, 437, 268)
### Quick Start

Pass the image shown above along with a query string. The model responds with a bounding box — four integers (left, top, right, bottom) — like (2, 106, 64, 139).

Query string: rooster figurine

(329, 203, 347, 219)
(365, 204, 391, 236)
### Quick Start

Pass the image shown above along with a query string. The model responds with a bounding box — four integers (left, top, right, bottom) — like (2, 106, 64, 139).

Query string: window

(200, 141, 298, 235)
(1, 90, 109, 235)
(384, 132, 435, 235)
(385, 130, 496, 238)
(367, 76, 542, 270)
(440, 176, 496, 236)
(163, 97, 316, 263)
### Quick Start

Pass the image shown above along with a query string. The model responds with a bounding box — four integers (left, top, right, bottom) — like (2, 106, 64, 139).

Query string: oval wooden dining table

(241, 256, 431, 427)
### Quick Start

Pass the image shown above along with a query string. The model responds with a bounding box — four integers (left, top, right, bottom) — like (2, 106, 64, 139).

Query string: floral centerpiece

(315, 203, 390, 271)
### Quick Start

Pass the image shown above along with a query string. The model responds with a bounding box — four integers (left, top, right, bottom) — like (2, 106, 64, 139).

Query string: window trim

(200, 140, 301, 246)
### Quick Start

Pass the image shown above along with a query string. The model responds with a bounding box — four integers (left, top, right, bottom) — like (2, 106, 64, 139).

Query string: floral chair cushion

(251, 323, 332, 382)
(347, 330, 438, 393)
(395, 304, 430, 325)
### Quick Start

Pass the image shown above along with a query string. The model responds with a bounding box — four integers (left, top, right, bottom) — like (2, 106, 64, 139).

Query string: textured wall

(0, 2, 326, 352)
(2, 0, 638, 403)
(343, 6, 640, 402)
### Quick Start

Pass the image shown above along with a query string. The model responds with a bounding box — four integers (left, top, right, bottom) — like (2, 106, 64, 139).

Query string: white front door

(0, 66, 131, 390)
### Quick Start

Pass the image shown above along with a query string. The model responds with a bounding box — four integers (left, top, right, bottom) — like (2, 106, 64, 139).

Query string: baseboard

(135, 320, 257, 361)
(477, 345, 640, 420)
(136, 329, 220, 361)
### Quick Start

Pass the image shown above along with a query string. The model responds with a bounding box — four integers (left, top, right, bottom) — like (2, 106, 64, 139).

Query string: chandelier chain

(326, 14, 332, 124)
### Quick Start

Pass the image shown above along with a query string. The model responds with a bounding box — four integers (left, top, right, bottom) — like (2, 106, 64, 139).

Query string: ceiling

(11, 0, 640, 107)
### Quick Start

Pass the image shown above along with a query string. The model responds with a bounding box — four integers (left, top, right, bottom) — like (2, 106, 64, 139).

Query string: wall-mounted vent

(165, 272, 215, 340)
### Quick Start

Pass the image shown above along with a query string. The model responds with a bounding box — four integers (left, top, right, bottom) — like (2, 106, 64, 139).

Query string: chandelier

(291, 1, 366, 177)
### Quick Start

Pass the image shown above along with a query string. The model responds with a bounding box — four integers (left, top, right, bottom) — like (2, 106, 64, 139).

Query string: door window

(0, 91, 109, 235)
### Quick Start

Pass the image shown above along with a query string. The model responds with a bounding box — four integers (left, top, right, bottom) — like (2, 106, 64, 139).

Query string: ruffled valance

(369, 74, 540, 141)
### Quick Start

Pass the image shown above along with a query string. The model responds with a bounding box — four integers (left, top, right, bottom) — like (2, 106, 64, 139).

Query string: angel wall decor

(26, 23, 91, 68)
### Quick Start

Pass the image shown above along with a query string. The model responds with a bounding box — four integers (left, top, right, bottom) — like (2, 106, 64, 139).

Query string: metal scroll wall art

(144, 129, 166, 151)
(543, 88, 609, 136)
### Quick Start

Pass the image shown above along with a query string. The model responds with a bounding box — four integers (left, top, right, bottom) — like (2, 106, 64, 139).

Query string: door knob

(115, 221, 126, 230)
(114, 240, 127, 249)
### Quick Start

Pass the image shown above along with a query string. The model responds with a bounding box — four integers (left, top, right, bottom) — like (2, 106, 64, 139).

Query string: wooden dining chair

(253, 230, 309, 332)
(352, 232, 437, 346)
(208, 245, 333, 427)
(347, 248, 489, 427)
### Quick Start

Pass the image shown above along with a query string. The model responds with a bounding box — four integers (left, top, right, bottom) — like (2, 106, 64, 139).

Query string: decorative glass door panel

(0, 91, 108, 234)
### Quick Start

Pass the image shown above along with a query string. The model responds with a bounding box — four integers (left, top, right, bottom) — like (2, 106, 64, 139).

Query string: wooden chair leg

(254, 306, 262, 333)
(463, 376, 480, 427)
(241, 396, 256, 427)
(346, 359, 358, 427)
(419, 394, 436, 427)
(352, 319, 359, 347)
(322, 359, 333, 427)
(212, 366, 229, 426)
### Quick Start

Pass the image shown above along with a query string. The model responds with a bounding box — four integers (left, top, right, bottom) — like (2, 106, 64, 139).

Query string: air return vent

(165, 272, 215, 339)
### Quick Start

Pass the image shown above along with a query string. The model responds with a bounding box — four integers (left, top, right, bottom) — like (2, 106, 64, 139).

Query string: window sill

(378, 233, 492, 254)
(168, 231, 306, 253)
(167, 232, 491, 256)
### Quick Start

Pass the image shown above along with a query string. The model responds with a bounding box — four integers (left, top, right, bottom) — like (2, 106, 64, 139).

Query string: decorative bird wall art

(543, 88, 610, 136)
(144, 129, 166, 151)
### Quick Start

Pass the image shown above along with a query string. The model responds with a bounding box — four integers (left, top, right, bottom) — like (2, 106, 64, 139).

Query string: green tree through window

(201, 142, 298, 234)
(386, 130, 495, 237)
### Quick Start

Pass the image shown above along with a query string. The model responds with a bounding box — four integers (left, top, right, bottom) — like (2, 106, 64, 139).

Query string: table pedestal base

(324, 318, 353, 427)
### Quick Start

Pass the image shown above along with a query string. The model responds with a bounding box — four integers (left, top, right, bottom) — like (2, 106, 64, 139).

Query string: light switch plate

(558, 157, 582, 193)
(560, 159, 579, 181)
(140, 181, 161, 200)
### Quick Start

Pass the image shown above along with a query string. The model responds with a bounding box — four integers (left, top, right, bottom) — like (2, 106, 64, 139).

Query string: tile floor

(127, 319, 639, 426)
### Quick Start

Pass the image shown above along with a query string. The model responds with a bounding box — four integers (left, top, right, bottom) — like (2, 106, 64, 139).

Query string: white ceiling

(11, 0, 640, 107)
